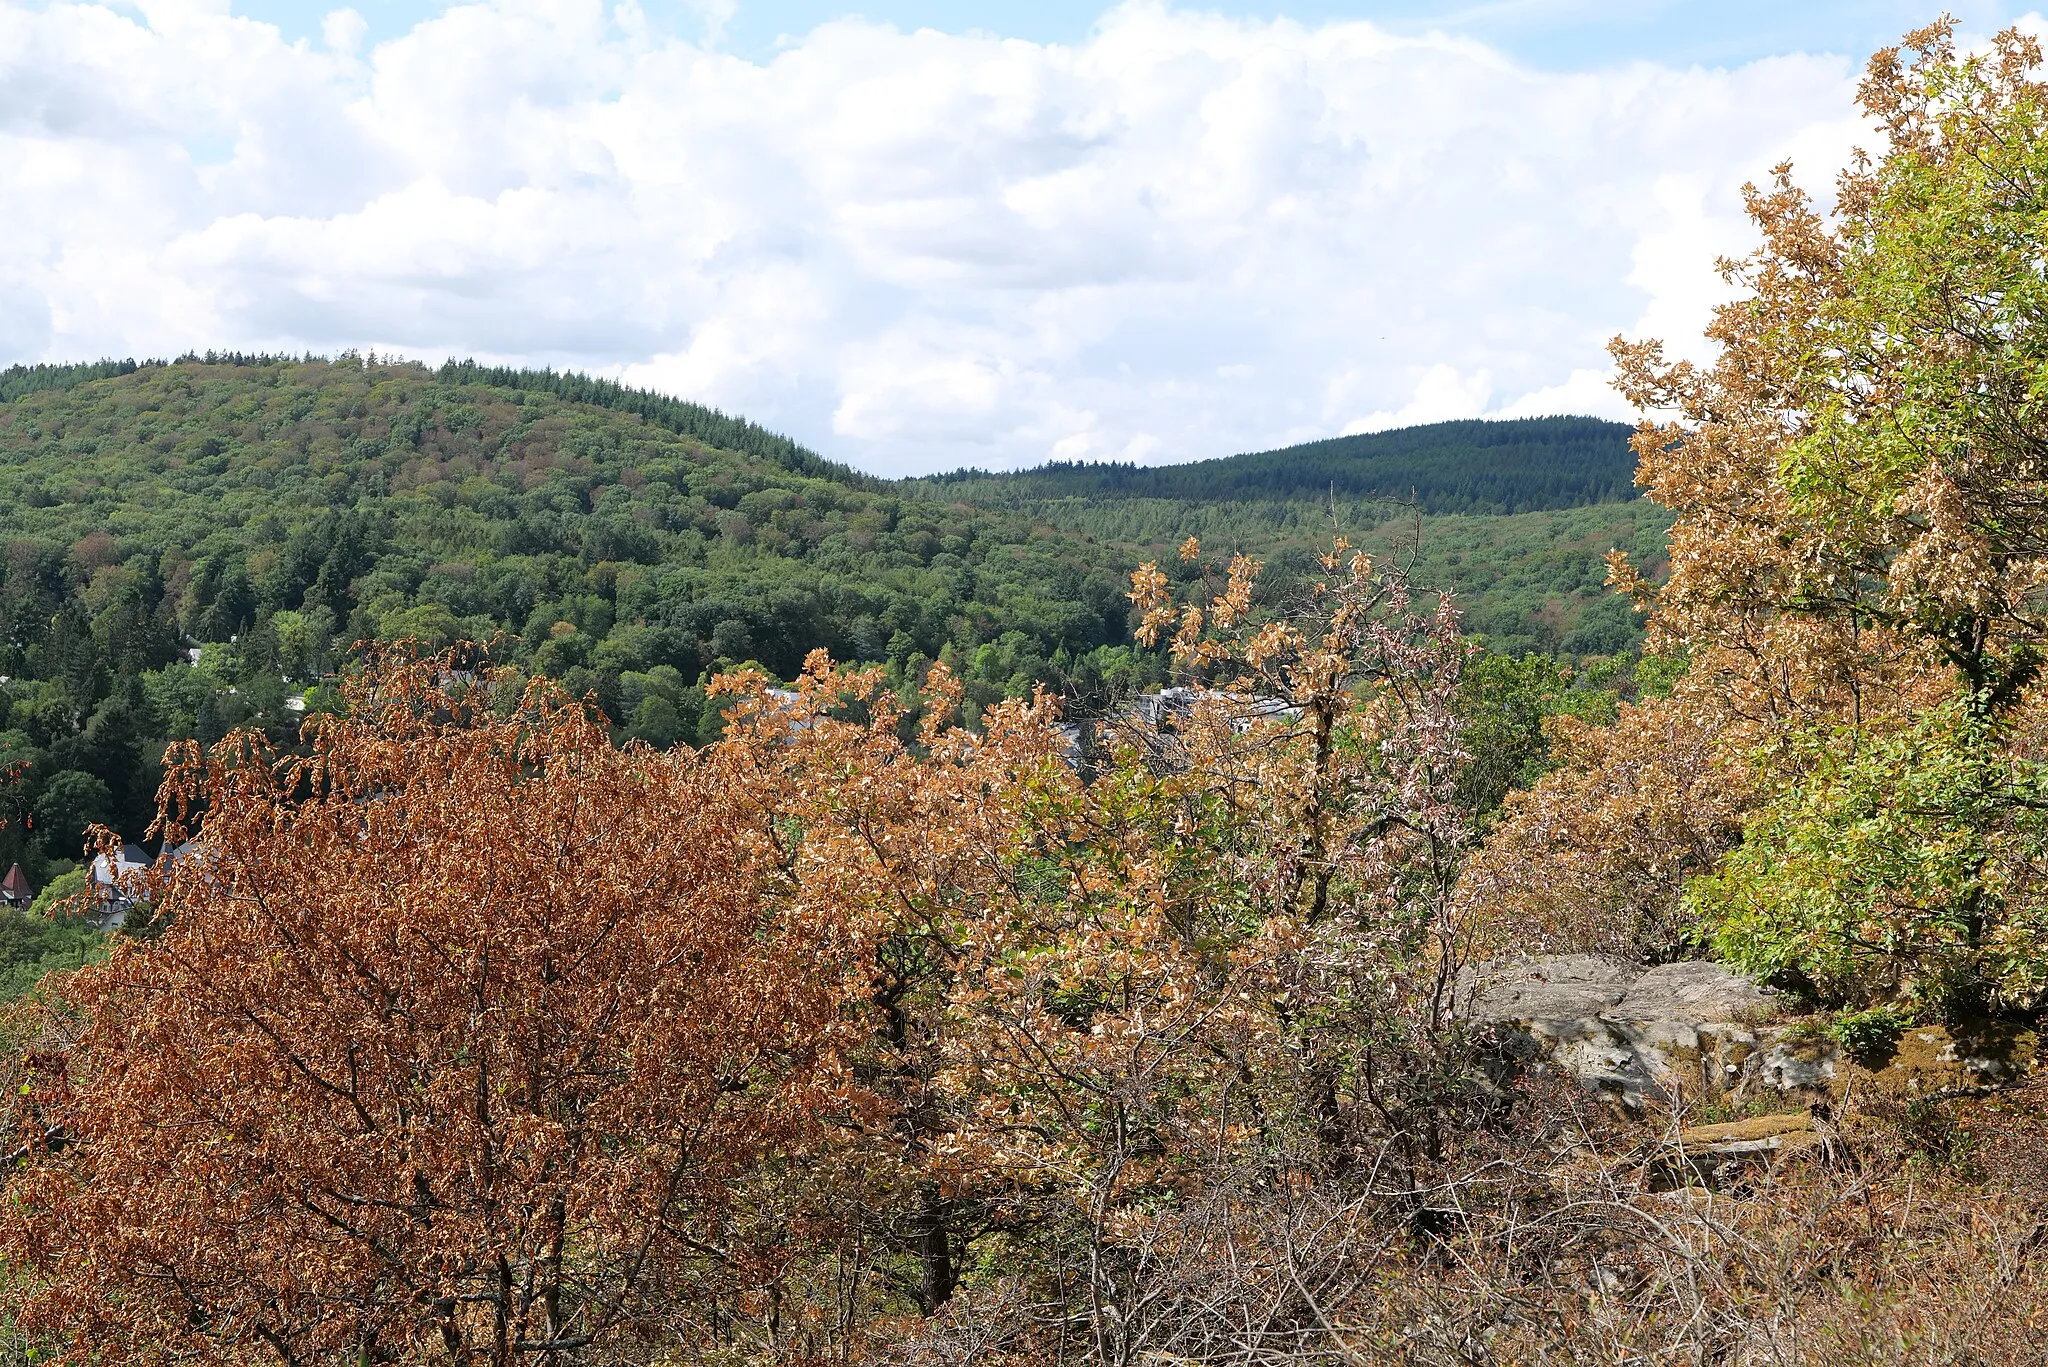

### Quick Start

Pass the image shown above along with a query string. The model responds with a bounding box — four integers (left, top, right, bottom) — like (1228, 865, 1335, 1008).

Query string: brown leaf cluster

(0, 656, 859, 1364)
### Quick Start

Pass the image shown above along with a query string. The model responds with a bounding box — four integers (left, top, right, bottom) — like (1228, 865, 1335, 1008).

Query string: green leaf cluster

(1688, 701, 2048, 1013)
(1454, 650, 1626, 820)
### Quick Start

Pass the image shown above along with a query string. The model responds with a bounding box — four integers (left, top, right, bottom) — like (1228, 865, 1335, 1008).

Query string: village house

(88, 840, 206, 930)
(88, 842, 153, 931)
(0, 865, 31, 908)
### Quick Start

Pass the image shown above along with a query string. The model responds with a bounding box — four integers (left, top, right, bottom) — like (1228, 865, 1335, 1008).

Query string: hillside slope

(0, 355, 1146, 859)
(0, 355, 1662, 885)
(0, 354, 1133, 680)
(929, 415, 1638, 515)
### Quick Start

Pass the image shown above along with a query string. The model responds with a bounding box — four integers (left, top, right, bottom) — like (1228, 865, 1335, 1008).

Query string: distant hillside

(928, 415, 1638, 515)
(0, 354, 1664, 893)
(0, 352, 1147, 682)
(1, 353, 864, 485)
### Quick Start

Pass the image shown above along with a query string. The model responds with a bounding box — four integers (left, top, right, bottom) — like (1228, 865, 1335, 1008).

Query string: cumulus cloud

(0, 0, 1874, 474)
(321, 7, 366, 53)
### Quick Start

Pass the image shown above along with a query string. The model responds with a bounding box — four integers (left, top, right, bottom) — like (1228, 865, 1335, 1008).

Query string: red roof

(0, 865, 31, 903)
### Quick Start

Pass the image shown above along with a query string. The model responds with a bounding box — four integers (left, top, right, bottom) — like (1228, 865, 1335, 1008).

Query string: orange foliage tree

(1612, 21, 2048, 721)
(1454, 684, 1752, 958)
(0, 654, 862, 1365)
(1469, 23, 2048, 983)
(696, 539, 1483, 1362)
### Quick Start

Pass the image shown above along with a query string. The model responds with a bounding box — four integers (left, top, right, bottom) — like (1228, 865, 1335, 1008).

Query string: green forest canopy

(927, 415, 1639, 514)
(0, 352, 1663, 891)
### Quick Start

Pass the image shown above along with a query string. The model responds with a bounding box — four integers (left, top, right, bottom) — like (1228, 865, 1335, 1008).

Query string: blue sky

(231, 0, 2029, 69)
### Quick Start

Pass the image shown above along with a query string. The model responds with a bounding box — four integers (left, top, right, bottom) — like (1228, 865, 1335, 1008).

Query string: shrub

(1830, 1007, 1910, 1067)
(1687, 702, 2048, 1014)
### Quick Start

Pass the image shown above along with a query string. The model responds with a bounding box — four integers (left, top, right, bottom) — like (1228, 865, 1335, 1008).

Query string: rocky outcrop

(1459, 955, 1816, 1108)
(1458, 955, 2040, 1109)
(1619, 961, 1781, 1020)
(1456, 954, 1638, 1021)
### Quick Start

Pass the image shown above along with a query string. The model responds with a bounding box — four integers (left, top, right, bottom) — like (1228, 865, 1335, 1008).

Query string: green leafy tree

(27, 868, 87, 919)
(1689, 701, 2048, 1011)
(629, 695, 687, 749)
(0, 907, 102, 1001)
(1455, 650, 1617, 820)
(710, 617, 754, 663)
(32, 770, 114, 857)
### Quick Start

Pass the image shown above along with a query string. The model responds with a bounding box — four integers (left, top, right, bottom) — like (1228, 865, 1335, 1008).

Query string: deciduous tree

(0, 652, 860, 1365)
(1480, 23, 2048, 1005)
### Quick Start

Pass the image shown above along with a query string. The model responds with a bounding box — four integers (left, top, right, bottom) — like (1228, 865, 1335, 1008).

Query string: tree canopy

(1, 657, 857, 1362)
(1487, 20, 2048, 1013)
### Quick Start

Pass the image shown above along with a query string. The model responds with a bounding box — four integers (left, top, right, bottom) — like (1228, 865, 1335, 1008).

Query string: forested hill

(0, 354, 1157, 861)
(928, 415, 1639, 515)
(2, 354, 865, 485)
(0, 354, 1661, 891)
(0, 353, 1143, 695)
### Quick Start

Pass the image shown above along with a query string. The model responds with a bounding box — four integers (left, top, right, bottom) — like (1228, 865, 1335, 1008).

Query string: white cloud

(1495, 367, 1635, 423)
(0, 0, 1873, 474)
(1340, 364, 1493, 435)
(322, 7, 366, 53)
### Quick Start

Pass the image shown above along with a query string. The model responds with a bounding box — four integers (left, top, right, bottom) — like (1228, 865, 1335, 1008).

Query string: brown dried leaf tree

(692, 540, 1485, 1365)
(0, 653, 863, 1365)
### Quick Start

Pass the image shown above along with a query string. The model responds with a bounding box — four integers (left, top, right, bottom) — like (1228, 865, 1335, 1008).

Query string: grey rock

(1460, 954, 1796, 1107)
(1760, 1039, 1839, 1091)
(1613, 961, 1779, 1023)
(1542, 1020, 1657, 1100)
(1611, 1016, 1766, 1100)
(1457, 954, 1640, 1022)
